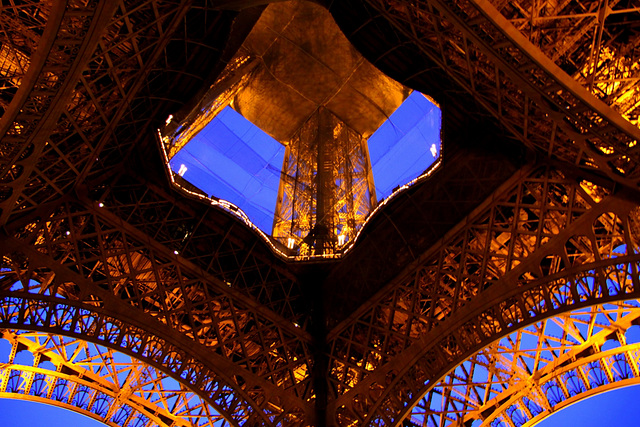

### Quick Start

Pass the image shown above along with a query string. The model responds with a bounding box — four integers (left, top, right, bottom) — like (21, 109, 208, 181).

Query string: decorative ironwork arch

(328, 164, 640, 425)
(2, 1, 640, 426)
(0, 294, 263, 426)
(407, 298, 640, 426)
(0, 329, 230, 427)
(0, 195, 312, 425)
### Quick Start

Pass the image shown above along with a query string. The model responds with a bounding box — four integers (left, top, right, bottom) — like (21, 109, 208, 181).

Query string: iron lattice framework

(272, 107, 376, 256)
(0, 0, 639, 426)
(0, 330, 229, 427)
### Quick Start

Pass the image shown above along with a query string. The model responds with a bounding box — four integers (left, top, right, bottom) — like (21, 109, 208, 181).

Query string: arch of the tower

(407, 300, 640, 427)
(0, 202, 313, 425)
(0, 290, 268, 426)
(2, 0, 640, 427)
(327, 163, 640, 425)
(0, 329, 229, 427)
(320, 1, 640, 424)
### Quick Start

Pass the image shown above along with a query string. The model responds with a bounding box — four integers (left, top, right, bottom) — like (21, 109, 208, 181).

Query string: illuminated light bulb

(165, 114, 173, 125)
(178, 164, 188, 177)
(287, 237, 295, 249)
(98, 202, 104, 208)
(173, 250, 179, 255)
(430, 143, 438, 158)
(338, 234, 346, 246)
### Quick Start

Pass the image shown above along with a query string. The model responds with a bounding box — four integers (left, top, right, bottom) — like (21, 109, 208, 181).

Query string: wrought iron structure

(160, 1, 402, 257)
(272, 107, 376, 256)
(0, 330, 228, 427)
(1, 0, 640, 426)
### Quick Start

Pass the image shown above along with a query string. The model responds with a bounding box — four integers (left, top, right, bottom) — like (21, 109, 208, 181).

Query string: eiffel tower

(1, 1, 640, 426)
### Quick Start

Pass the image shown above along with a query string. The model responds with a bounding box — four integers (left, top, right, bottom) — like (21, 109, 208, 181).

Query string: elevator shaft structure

(273, 107, 376, 256)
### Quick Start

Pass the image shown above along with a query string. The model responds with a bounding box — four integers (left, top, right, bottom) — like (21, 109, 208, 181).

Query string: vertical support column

(315, 107, 336, 255)
(301, 265, 330, 427)
(272, 113, 316, 254)
(273, 107, 376, 256)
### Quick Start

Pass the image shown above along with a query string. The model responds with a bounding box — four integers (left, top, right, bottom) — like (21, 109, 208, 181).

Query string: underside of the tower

(1, 1, 640, 426)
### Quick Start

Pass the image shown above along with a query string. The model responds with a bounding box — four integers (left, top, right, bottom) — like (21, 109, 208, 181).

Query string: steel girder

(327, 163, 640, 425)
(0, 330, 231, 427)
(362, 0, 640, 187)
(1, 1, 640, 426)
(408, 299, 640, 426)
(0, 190, 314, 425)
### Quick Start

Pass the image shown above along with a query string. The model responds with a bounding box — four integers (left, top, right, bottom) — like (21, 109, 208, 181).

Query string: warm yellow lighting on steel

(158, 0, 439, 259)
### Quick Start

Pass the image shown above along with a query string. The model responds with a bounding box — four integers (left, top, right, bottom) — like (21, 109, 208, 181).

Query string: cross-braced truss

(0, 330, 230, 427)
(408, 299, 640, 426)
(327, 162, 640, 425)
(1, 0, 640, 426)
(273, 108, 375, 256)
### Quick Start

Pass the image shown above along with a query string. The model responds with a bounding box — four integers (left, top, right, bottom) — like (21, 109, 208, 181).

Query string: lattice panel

(323, 145, 522, 324)
(363, 0, 640, 187)
(328, 163, 640, 425)
(273, 108, 375, 256)
(0, 0, 114, 224)
(0, 1, 48, 114)
(0, 1, 231, 226)
(84, 1, 237, 183)
(98, 173, 307, 325)
(0, 330, 231, 427)
(3, 1, 640, 426)
(407, 299, 640, 426)
(327, 165, 602, 397)
(4, 198, 314, 403)
(492, 0, 640, 128)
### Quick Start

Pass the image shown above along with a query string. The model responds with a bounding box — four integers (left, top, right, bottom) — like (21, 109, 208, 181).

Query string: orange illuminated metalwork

(159, 1, 441, 258)
(4, 0, 640, 426)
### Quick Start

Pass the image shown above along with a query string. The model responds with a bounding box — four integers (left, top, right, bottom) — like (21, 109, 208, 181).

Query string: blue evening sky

(367, 91, 441, 201)
(170, 106, 286, 233)
(170, 92, 441, 234)
(537, 385, 640, 426)
(0, 399, 106, 426)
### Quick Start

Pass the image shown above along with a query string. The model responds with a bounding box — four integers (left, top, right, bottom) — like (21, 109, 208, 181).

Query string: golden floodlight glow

(159, 0, 442, 260)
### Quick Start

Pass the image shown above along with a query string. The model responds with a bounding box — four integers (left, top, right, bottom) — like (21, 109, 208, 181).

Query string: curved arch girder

(0, 329, 229, 427)
(407, 299, 640, 426)
(338, 254, 640, 426)
(328, 165, 605, 401)
(0, 295, 265, 426)
(2, 197, 314, 423)
(328, 163, 640, 425)
(366, 205, 640, 425)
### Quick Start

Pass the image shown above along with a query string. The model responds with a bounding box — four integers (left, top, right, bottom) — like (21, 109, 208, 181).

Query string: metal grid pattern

(272, 108, 376, 256)
(491, 0, 640, 128)
(0, 1, 48, 115)
(0, 330, 230, 427)
(1, 195, 314, 424)
(408, 299, 640, 426)
(328, 164, 640, 425)
(363, 0, 640, 186)
(1, 1, 640, 426)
